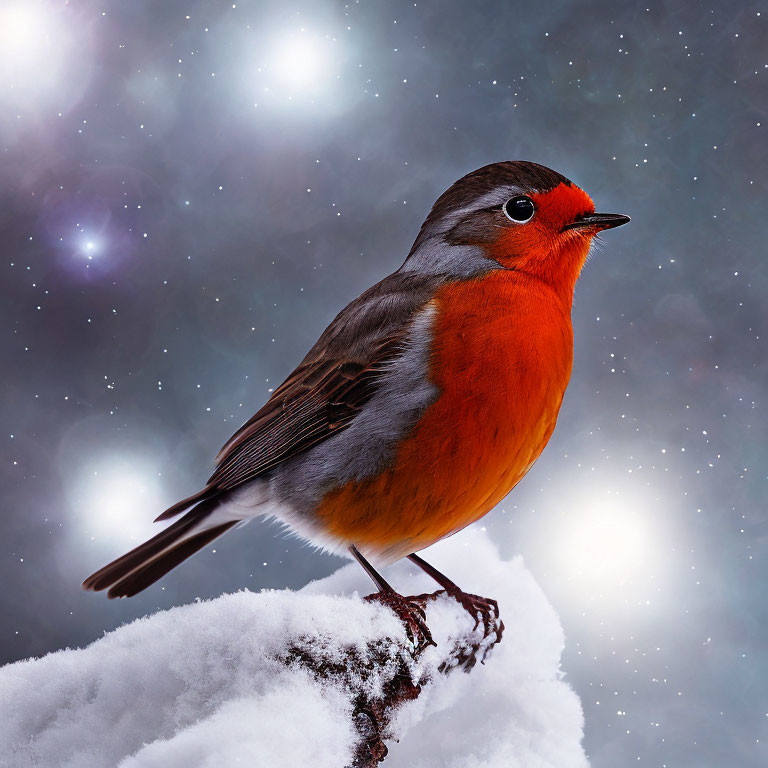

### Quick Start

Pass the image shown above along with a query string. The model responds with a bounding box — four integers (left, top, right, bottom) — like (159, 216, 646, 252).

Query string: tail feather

(154, 484, 217, 522)
(105, 522, 237, 598)
(82, 497, 236, 597)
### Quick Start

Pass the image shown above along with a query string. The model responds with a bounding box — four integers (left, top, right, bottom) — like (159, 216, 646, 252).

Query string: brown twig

(279, 589, 504, 767)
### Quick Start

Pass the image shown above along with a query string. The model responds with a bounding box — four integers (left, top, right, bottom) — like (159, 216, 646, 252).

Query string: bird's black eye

(502, 196, 535, 223)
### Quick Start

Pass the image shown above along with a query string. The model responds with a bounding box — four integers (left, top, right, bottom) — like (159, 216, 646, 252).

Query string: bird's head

(402, 161, 629, 290)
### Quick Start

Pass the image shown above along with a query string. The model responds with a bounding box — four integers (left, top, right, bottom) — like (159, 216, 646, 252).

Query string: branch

(0, 532, 588, 768)
(281, 589, 503, 767)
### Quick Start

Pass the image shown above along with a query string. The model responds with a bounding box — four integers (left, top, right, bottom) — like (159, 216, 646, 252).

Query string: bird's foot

(364, 590, 437, 657)
(420, 589, 503, 672)
(442, 588, 504, 643)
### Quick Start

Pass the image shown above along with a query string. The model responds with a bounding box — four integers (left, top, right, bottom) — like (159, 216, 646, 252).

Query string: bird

(83, 161, 629, 649)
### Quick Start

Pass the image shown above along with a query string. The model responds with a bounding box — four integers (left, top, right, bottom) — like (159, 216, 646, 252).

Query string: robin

(83, 161, 629, 649)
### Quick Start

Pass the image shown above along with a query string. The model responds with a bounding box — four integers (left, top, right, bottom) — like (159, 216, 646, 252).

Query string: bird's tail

(82, 497, 238, 599)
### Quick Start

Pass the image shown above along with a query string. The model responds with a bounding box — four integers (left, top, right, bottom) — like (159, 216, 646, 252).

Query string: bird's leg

(350, 545, 436, 656)
(407, 553, 504, 642)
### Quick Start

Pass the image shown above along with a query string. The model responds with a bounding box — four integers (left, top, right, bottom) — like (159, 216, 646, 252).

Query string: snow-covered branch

(0, 531, 588, 767)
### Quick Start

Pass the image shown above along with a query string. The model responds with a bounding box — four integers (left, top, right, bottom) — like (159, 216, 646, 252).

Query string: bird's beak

(562, 213, 631, 232)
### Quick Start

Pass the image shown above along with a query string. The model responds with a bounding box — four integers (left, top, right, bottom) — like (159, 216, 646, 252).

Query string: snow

(0, 530, 587, 767)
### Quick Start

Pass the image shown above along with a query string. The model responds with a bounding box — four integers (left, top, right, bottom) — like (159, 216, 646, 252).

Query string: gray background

(2, 1, 766, 765)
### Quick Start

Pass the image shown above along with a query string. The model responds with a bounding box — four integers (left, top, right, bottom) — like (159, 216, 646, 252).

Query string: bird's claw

(364, 590, 437, 657)
(441, 589, 503, 642)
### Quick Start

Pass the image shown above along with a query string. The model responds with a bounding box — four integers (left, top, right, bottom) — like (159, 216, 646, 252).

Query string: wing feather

(204, 271, 441, 494)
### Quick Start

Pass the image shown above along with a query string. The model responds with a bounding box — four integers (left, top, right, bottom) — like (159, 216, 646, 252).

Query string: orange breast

(316, 270, 575, 561)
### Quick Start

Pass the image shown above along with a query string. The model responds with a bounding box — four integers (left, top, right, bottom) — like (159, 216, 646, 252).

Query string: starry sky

(2, 0, 766, 765)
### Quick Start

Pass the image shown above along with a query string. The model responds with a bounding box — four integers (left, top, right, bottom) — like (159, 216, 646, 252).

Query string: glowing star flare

(82, 460, 164, 544)
(0, 2, 89, 114)
(0, 5, 50, 72)
(270, 33, 331, 90)
(554, 491, 651, 587)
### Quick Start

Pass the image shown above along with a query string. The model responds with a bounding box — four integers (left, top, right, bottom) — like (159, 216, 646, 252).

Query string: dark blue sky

(2, 1, 766, 765)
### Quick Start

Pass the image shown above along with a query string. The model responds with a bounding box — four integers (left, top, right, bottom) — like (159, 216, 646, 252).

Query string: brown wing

(204, 270, 441, 494)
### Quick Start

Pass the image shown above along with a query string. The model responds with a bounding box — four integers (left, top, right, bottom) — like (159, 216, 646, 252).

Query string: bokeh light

(0, 1, 93, 136)
(270, 32, 330, 90)
(554, 490, 650, 584)
(78, 458, 165, 545)
(248, 28, 342, 109)
(518, 474, 668, 610)
(0, 5, 50, 71)
(77, 236, 102, 261)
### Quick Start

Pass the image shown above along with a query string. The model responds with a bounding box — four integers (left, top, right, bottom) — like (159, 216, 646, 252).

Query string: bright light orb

(81, 459, 164, 544)
(78, 237, 101, 260)
(0, 2, 90, 118)
(554, 491, 650, 586)
(0, 5, 49, 72)
(270, 33, 330, 90)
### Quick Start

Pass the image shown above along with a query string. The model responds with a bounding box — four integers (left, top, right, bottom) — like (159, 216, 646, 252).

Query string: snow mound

(0, 530, 587, 767)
